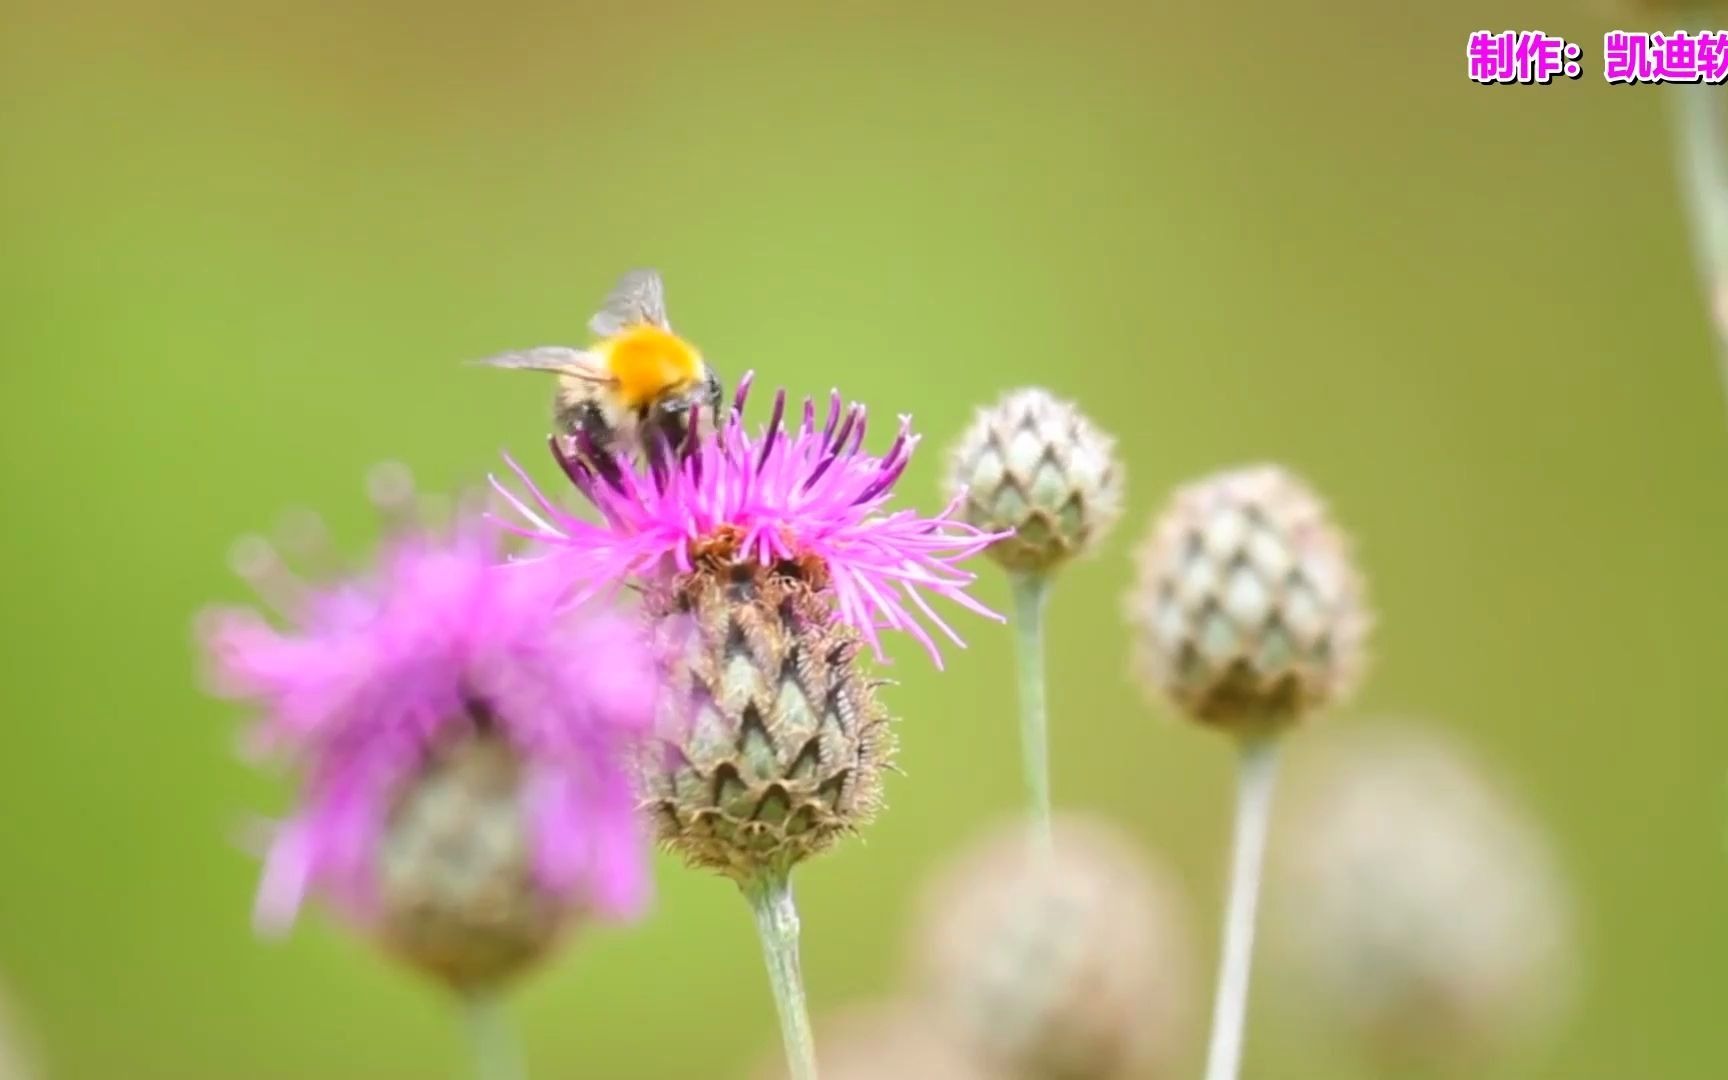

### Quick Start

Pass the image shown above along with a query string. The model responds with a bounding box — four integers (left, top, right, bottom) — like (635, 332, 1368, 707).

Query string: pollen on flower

(687, 523, 832, 591)
(688, 523, 750, 568)
(597, 324, 703, 408)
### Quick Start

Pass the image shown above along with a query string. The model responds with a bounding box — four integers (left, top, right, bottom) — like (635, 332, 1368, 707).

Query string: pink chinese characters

(1604, 31, 1728, 85)
(1468, 30, 1583, 85)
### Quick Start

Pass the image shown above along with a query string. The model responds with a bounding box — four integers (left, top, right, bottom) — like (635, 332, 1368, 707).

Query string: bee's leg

(702, 369, 725, 425)
(578, 406, 618, 457)
(553, 397, 582, 438)
(555, 399, 612, 452)
(557, 399, 626, 486)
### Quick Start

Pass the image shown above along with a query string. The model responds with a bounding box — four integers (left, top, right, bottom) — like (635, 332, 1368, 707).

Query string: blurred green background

(4, 1, 1727, 1076)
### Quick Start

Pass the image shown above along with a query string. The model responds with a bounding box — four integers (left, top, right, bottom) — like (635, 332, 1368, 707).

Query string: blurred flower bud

(946, 388, 1125, 575)
(1269, 724, 1577, 1068)
(378, 732, 569, 991)
(0, 981, 36, 1080)
(755, 1001, 990, 1080)
(1125, 465, 1369, 735)
(201, 476, 658, 997)
(910, 816, 1193, 1080)
(643, 566, 894, 882)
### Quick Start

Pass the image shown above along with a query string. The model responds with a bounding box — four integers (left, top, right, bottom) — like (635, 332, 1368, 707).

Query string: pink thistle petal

(253, 818, 315, 936)
(493, 374, 1004, 666)
(199, 503, 657, 935)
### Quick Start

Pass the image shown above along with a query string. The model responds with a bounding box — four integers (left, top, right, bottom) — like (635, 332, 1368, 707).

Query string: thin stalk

(461, 993, 525, 1080)
(745, 870, 818, 1080)
(1201, 736, 1282, 1080)
(1668, 78, 1728, 409)
(1008, 571, 1053, 845)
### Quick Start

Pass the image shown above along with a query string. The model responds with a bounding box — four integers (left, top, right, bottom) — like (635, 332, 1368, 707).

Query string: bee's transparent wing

(588, 269, 669, 336)
(470, 346, 608, 381)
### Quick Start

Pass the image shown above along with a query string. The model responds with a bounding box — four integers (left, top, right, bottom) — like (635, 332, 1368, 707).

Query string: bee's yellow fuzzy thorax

(596, 324, 704, 409)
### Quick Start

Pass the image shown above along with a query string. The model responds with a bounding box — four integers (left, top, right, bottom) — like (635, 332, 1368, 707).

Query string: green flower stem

(1009, 571, 1053, 845)
(1669, 77, 1728, 406)
(745, 869, 819, 1080)
(461, 993, 525, 1080)
(1202, 736, 1282, 1080)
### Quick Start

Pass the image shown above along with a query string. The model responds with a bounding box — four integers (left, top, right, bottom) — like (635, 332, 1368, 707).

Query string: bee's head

(594, 324, 707, 411)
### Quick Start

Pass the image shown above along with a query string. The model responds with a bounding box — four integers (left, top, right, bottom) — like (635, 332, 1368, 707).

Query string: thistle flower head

(945, 387, 1125, 575)
(911, 816, 1194, 1080)
(1270, 724, 1577, 1067)
(637, 564, 896, 880)
(496, 373, 1005, 668)
(1124, 464, 1369, 735)
(497, 379, 1001, 882)
(198, 468, 657, 989)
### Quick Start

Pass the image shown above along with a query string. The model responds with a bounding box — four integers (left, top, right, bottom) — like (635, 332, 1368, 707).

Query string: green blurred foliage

(2, 1, 1726, 1077)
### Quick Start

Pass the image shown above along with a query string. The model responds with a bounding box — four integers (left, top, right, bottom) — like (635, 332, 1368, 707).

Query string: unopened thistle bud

(497, 376, 1002, 880)
(946, 388, 1124, 575)
(1270, 725, 1576, 1068)
(199, 470, 657, 993)
(911, 816, 1194, 1080)
(1125, 465, 1369, 735)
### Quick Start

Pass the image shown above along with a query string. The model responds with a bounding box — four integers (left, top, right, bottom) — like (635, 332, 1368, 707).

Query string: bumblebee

(477, 269, 722, 456)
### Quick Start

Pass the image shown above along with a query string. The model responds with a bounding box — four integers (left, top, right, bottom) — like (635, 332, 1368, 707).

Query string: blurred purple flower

(199, 496, 656, 936)
(493, 373, 1005, 666)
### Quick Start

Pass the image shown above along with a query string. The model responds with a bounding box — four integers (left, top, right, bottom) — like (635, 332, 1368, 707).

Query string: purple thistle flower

(493, 373, 1005, 667)
(198, 478, 657, 959)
